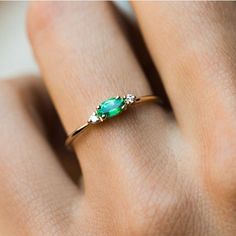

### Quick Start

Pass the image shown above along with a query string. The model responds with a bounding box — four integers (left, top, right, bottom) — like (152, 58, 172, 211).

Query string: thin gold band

(65, 95, 161, 147)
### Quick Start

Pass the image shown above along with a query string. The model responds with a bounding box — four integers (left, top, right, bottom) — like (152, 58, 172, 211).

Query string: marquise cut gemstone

(97, 97, 125, 118)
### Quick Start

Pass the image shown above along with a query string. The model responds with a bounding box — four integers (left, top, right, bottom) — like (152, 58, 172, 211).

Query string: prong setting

(89, 94, 136, 124)
(121, 104, 127, 110)
(100, 114, 107, 122)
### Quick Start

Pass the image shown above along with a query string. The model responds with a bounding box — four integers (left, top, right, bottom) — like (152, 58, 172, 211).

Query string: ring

(65, 94, 161, 147)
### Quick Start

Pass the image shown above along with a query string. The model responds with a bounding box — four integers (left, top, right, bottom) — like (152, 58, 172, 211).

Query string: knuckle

(127, 192, 185, 235)
(105, 181, 193, 235)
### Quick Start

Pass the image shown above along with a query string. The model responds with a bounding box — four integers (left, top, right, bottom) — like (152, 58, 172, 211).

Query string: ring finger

(28, 2, 172, 191)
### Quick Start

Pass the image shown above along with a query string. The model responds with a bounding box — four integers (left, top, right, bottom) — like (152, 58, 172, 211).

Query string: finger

(28, 2, 172, 190)
(133, 2, 236, 136)
(0, 78, 78, 235)
(117, 10, 170, 107)
(28, 2, 153, 131)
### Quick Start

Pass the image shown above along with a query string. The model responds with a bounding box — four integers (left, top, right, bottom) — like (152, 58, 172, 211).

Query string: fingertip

(27, 2, 63, 41)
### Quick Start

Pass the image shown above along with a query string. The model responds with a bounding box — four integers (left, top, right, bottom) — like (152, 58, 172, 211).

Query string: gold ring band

(65, 94, 161, 147)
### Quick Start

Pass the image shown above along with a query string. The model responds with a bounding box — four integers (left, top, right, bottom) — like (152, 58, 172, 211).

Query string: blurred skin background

(0, 1, 131, 79)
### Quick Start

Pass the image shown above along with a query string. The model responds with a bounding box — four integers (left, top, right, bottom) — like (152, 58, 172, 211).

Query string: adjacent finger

(0, 78, 78, 235)
(133, 2, 236, 137)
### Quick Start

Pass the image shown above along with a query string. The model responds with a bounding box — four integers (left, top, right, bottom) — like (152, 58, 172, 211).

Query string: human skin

(0, 1, 236, 235)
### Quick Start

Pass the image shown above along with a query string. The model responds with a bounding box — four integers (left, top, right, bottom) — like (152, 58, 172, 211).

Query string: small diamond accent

(125, 94, 136, 104)
(88, 113, 100, 124)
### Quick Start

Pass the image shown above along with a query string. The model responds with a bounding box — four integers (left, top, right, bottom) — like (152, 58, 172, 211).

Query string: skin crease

(0, 1, 235, 235)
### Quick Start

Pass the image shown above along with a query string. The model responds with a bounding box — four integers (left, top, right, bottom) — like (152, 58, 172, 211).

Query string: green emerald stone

(97, 97, 125, 118)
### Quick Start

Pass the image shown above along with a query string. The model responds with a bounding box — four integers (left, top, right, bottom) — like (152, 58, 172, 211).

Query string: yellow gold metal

(66, 95, 161, 147)
(65, 122, 91, 146)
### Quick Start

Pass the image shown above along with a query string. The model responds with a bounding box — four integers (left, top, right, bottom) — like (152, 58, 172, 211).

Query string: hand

(0, 2, 236, 235)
